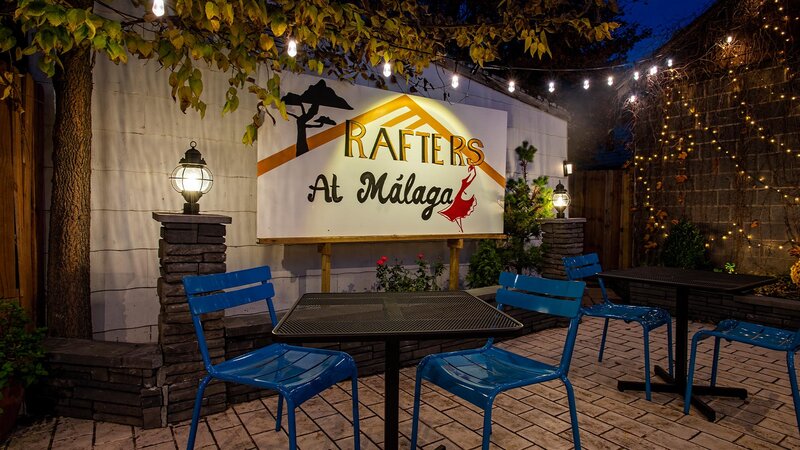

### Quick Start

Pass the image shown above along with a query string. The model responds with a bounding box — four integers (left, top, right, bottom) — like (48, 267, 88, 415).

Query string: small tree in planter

(467, 141, 554, 287)
(0, 301, 46, 441)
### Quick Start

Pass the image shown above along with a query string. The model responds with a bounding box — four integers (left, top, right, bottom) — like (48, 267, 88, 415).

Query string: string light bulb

(607, 76, 614, 86)
(667, 58, 673, 67)
(287, 38, 297, 57)
(152, 0, 165, 16)
(508, 80, 515, 93)
(583, 79, 590, 90)
(648, 65, 658, 76)
(382, 60, 391, 78)
(451, 74, 459, 88)
(633, 71, 640, 81)
(547, 81, 555, 93)
(726, 35, 734, 43)
(629, 94, 637, 103)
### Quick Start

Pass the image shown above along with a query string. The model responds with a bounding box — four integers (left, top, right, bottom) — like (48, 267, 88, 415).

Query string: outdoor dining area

(5, 299, 800, 449)
(2, 0, 800, 449)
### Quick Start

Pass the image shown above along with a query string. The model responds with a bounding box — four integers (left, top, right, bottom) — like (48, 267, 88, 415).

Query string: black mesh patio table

(599, 266, 774, 422)
(272, 291, 522, 450)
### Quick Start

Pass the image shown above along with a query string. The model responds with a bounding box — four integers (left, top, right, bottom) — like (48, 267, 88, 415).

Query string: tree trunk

(46, 45, 93, 338)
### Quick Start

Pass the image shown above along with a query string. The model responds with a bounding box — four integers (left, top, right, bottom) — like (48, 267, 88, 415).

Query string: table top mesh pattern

(600, 266, 774, 292)
(273, 291, 522, 337)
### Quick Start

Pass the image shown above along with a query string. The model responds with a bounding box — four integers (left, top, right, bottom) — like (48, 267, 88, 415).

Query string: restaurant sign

(257, 74, 507, 241)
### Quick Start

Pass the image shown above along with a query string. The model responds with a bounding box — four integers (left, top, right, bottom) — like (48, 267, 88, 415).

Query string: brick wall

(631, 0, 799, 275)
(41, 338, 163, 428)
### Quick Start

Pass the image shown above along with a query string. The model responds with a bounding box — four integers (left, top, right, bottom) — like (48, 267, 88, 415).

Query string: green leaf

(91, 34, 107, 49)
(242, 124, 257, 145)
(189, 76, 203, 97)
(205, 1, 219, 20)
(270, 15, 287, 36)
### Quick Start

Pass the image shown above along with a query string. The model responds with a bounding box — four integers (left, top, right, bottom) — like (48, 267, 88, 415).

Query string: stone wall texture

(154, 214, 230, 423)
(631, 0, 799, 275)
(540, 219, 586, 280)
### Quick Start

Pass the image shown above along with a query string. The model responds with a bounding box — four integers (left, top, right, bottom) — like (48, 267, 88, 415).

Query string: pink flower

(417, 253, 424, 260)
(377, 256, 388, 266)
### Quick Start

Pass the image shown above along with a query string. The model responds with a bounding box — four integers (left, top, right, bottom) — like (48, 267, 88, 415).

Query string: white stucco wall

(81, 59, 568, 342)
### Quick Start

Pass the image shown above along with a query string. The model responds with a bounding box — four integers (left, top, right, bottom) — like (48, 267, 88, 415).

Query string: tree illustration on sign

(282, 80, 353, 157)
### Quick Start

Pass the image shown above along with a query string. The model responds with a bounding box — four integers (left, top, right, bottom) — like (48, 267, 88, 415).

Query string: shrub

(466, 240, 504, 288)
(375, 253, 444, 292)
(660, 219, 708, 269)
(0, 301, 47, 412)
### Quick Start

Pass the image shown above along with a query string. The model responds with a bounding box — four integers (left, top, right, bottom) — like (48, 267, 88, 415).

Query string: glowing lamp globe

(169, 141, 213, 214)
(552, 181, 570, 219)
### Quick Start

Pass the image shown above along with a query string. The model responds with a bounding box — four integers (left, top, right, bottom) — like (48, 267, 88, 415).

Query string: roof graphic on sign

(256, 94, 506, 188)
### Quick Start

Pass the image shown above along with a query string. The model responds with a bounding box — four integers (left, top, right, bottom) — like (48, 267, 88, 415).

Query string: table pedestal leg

(385, 338, 400, 450)
(616, 286, 746, 422)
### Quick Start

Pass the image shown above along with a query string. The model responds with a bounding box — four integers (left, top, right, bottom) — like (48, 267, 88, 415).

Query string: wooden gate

(569, 169, 632, 270)
(0, 72, 43, 320)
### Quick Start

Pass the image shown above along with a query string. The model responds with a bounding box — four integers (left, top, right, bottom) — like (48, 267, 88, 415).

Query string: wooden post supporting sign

(447, 239, 463, 290)
(318, 243, 332, 292)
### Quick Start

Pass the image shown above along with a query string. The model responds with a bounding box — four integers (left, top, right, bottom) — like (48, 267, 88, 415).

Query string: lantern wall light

(563, 160, 573, 176)
(169, 141, 213, 214)
(552, 181, 571, 219)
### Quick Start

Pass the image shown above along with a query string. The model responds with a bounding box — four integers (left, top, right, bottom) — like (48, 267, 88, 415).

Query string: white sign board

(257, 74, 507, 241)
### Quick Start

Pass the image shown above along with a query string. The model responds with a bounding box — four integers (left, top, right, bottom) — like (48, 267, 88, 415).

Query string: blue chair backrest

(563, 253, 610, 303)
(182, 266, 276, 370)
(498, 272, 585, 374)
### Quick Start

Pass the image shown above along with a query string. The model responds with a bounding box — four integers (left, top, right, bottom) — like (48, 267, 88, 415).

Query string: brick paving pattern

(5, 319, 799, 449)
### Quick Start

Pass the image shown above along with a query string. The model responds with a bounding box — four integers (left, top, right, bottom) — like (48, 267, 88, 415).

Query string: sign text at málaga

(257, 74, 508, 242)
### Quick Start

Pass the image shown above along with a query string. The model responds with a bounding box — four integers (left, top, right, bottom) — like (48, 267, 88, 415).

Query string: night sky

(620, 0, 717, 62)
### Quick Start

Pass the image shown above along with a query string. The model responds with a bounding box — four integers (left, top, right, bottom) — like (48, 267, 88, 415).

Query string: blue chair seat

(213, 344, 355, 404)
(685, 319, 800, 431)
(422, 346, 560, 408)
(582, 303, 671, 331)
(411, 272, 586, 450)
(707, 320, 797, 350)
(182, 266, 360, 450)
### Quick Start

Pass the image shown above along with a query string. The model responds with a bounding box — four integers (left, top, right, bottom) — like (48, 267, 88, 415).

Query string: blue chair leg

(351, 369, 361, 450)
(563, 377, 582, 450)
(275, 394, 284, 431)
(787, 350, 800, 432)
(710, 337, 721, 387)
(643, 327, 652, 401)
(187, 375, 212, 450)
(287, 401, 297, 450)
(684, 333, 702, 414)
(481, 401, 494, 450)
(410, 371, 425, 450)
(598, 318, 610, 362)
(666, 320, 674, 377)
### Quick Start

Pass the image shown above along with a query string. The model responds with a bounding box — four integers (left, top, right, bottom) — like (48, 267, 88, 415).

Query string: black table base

(617, 364, 748, 422)
(385, 338, 400, 450)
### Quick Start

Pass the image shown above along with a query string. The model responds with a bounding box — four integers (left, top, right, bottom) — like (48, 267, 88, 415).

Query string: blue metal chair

(685, 320, 800, 429)
(563, 253, 674, 401)
(182, 266, 360, 450)
(410, 272, 586, 450)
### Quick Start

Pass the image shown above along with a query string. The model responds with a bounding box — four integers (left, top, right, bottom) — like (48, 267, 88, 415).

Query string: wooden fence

(569, 169, 632, 270)
(0, 71, 43, 320)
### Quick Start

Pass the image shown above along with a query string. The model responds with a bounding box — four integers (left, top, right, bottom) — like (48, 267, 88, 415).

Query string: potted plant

(0, 301, 46, 442)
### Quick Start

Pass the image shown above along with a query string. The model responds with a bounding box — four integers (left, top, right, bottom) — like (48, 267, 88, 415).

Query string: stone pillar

(540, 218, 586, 280)
(153, 212, 231, 423)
